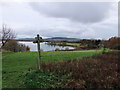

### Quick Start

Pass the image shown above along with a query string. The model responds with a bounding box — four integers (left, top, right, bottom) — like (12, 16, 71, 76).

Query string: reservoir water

(19, 41, 74, 51)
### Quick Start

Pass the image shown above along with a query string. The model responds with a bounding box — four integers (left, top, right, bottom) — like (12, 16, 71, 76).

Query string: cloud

(0, 2, 118, 40)
(30, 2, 112, 23)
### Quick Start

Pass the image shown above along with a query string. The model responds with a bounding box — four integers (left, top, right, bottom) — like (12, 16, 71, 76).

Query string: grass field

(65, 42, 80, 47)
(2, 50, 102, 88)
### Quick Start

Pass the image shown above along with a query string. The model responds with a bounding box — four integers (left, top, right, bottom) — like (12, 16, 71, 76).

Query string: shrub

(26, 46, 30, 51)
(65, 48, 69, 51)
(55, 48, 60, 51)
(104, 37, 120, 50)
(2, 40, 18, 52)
(40, 51, 120, 88)
(3, 40, 30, 52)
(112, 44, 120, 50)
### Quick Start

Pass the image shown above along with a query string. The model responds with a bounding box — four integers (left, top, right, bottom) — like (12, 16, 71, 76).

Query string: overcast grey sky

(0, 2, 118, 39)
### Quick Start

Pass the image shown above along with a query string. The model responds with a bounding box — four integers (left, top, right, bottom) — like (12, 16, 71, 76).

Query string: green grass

(24, 70, 71, 88)
(65, 43, 80, 47)
(50, 42, 81, 47)
(2, 50, 102, 88)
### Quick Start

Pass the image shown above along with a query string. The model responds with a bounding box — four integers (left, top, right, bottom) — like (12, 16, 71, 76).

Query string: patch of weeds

(23, 70, 71, 88)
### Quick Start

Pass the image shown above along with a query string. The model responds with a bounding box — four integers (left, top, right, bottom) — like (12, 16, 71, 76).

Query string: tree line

(47, 37, 120, 50)
(1, 24, 30, 52)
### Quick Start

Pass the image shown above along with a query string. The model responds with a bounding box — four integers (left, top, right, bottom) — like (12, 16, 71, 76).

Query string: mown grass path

(2, 50, 101, 88)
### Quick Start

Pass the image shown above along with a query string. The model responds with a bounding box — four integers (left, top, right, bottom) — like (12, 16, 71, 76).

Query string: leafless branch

(1, 24, 16, 48)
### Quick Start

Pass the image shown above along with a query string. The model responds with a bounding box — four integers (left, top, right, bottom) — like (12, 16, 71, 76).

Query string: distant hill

(44, 37, 80, 42)
(16, 37, 80, 42)
(15, 38, 35, 41)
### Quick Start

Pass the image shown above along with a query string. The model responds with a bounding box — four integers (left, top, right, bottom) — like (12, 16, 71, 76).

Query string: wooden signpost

(33, 34, 42, 70)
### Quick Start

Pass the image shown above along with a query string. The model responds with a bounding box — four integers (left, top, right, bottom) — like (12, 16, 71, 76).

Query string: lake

(19, 41, 74, 51)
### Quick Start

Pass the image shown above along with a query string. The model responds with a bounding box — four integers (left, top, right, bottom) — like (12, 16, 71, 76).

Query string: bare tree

(1, 24, 16, 48)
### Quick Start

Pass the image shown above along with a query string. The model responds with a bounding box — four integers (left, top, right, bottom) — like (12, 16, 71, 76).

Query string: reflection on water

(19, 41, 74, 51)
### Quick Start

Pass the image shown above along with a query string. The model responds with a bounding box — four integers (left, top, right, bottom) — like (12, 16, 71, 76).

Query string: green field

(65, 43, 80, 47)
(53, 42, 81, 47)
(2, 50, 102, 88)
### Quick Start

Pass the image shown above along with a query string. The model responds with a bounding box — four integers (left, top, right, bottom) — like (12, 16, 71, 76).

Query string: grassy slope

(2, 50, 101, 88)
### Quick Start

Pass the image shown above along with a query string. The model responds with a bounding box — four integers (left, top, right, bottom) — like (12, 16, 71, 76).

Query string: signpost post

(33, 34, 42, 70)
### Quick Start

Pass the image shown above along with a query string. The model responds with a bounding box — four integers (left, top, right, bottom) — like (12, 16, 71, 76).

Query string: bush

(112, 44, 120, 50)
(55, 48, 60, 51)
(104, 37, 120, 50)
(26, 46, 30, 51)
(40, 51, 120, 88)
(3, 40, 30, 52)
(65, 48, 69, 51)
(2, 40, 18, 52)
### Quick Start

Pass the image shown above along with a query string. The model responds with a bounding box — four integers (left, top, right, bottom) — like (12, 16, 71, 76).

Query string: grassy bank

(2, 50, 101, 88)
